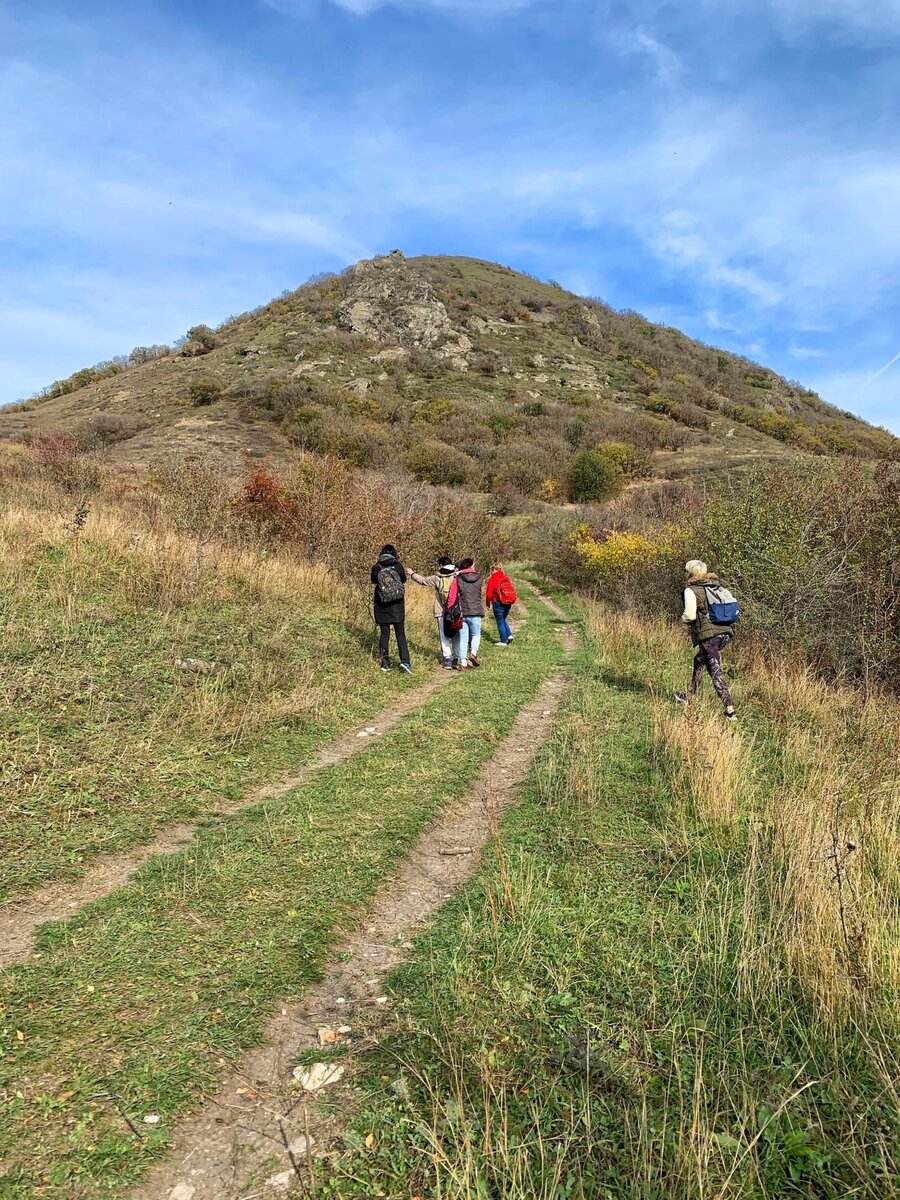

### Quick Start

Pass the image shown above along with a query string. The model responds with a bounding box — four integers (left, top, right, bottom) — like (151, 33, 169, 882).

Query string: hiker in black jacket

(371, 544, 412, 673)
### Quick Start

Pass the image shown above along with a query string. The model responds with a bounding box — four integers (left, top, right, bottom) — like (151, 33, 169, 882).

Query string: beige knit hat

(684, 559, 708, 579)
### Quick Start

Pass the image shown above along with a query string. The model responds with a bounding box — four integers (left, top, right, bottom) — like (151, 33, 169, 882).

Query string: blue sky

(2, 0, 899, 431)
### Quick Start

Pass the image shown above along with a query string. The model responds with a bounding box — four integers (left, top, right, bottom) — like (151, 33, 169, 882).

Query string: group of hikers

(370, 547, 740, 720)
(370, 545, 517, 672)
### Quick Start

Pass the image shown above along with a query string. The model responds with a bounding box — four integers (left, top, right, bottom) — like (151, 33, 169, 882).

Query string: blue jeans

(457, 615, 482, 661)
(492, 601, 512, 644)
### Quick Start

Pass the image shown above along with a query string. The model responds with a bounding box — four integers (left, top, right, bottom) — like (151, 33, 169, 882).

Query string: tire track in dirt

(0, 673, 454, 970)
(130, 656, 574, 1200)
(0, 596, 539, 971)
(522, 579, 570, 622)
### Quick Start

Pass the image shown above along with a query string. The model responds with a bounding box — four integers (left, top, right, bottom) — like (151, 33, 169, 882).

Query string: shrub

(129, 345, 170, 365)
(596, 441, 653, 480)
(745, 373, 773, 390)
(45, 368, 99, 398)
(413, 398, 455, 425)
(73, 414, 147, 449)
(570, 450, 624, 502)
(233, 463, 297, 541)
(405, 440, 475, 487)
(630, 358, 659, 378)
(27, 431, 102, 493)
(189, 378, 223, 406)
(486, 412, 518, 440)
(561, 524, 678, 604)
(301, 415, 390, 467)
(186, 325, 218, 352)
(493, 439, 568, 498)
(644, 393, 681, 419)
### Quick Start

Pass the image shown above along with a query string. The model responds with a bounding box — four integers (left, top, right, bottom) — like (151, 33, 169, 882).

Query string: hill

(2, 252, 896, 495)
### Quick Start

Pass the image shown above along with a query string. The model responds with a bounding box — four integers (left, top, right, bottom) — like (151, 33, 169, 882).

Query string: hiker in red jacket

(486, 562, 517, 646)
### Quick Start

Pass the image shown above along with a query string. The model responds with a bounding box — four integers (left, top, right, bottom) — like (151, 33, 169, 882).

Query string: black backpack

(443, 587, 463, 635)
(376, 565, 405, 605)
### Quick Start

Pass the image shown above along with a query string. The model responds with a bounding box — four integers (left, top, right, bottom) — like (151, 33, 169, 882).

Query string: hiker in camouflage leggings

(679, 559, 737, 720)
(689, 633, 734, 708)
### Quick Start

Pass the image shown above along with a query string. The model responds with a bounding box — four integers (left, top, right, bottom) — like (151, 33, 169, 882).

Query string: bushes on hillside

(405, 440, 476, 487)
(570, 449, 623, 502)
(596, 441, 653, 480)
(700, 461, 900, 686)
(189, 378, 223, 406)
(181, 325, 218, 357)
(25, 431, 103, 493)
(547, 459, 900, 693)
(232, 453, 503, 577)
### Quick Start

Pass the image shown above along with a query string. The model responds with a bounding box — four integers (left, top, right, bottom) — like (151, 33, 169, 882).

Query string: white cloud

(789, 343, 826, 360)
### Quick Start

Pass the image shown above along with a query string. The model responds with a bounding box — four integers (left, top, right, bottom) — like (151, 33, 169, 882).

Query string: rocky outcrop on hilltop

(336, 250, 453, 350)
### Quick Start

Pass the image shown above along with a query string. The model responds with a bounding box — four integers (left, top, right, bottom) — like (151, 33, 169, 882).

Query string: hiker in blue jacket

(371, 545, 411, 673)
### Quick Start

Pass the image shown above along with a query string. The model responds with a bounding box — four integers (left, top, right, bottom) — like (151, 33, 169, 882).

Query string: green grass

(323, 604, 899, 1200)
(0, 590, 566, 1197)
(0, 523, 436, 899)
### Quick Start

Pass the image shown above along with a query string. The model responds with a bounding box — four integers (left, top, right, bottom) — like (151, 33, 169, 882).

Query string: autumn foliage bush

(231, 452, 504, 578)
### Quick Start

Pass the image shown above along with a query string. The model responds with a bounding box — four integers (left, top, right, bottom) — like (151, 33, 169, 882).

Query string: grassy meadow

(0, 460, 569, 1196)
(0, 452, 459, 900)
(325, 599, 899, 1200)
(0, 444, 897, 1199)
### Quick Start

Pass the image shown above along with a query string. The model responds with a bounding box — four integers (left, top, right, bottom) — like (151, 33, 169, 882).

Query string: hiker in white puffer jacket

(408, 556, 457, 669)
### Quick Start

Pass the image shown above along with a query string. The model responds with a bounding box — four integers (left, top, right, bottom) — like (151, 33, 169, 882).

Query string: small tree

(190, 378, 222, 406)
(596, 441, 653, 480)
(405, 439, 475, 487)
(187, 324, 217, 350)
(570, 449, 623, 502)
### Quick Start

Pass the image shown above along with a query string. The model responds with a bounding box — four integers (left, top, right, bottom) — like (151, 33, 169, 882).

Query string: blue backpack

(704, 583, 741, 626)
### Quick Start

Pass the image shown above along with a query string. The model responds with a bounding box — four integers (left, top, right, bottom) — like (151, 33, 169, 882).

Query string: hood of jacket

(458, 568, 481, 582)
(689, 572, 720, 587)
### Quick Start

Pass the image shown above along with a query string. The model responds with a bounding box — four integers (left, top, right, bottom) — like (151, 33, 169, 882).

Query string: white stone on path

(265, 1169, 295, 1191)
(292, 1062, 345, 1091)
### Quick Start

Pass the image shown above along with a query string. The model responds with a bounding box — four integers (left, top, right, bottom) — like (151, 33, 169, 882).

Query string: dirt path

(0, 673, 454, 970)
(131, 665, 571, 1200)
(523, 579, 570, 622)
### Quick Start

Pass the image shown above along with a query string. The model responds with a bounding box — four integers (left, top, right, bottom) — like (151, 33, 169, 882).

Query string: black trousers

(379, 621, 409, 665)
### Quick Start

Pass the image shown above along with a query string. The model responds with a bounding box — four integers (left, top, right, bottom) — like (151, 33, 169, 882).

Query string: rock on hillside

(2, 251, 896, 496)
(337, 250, 453, 349)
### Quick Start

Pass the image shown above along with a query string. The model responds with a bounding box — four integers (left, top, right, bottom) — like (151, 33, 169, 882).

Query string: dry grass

(0, 464, 436, 897)
(585, 603, 899, 1025)
(324, 598, 898, 1199)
